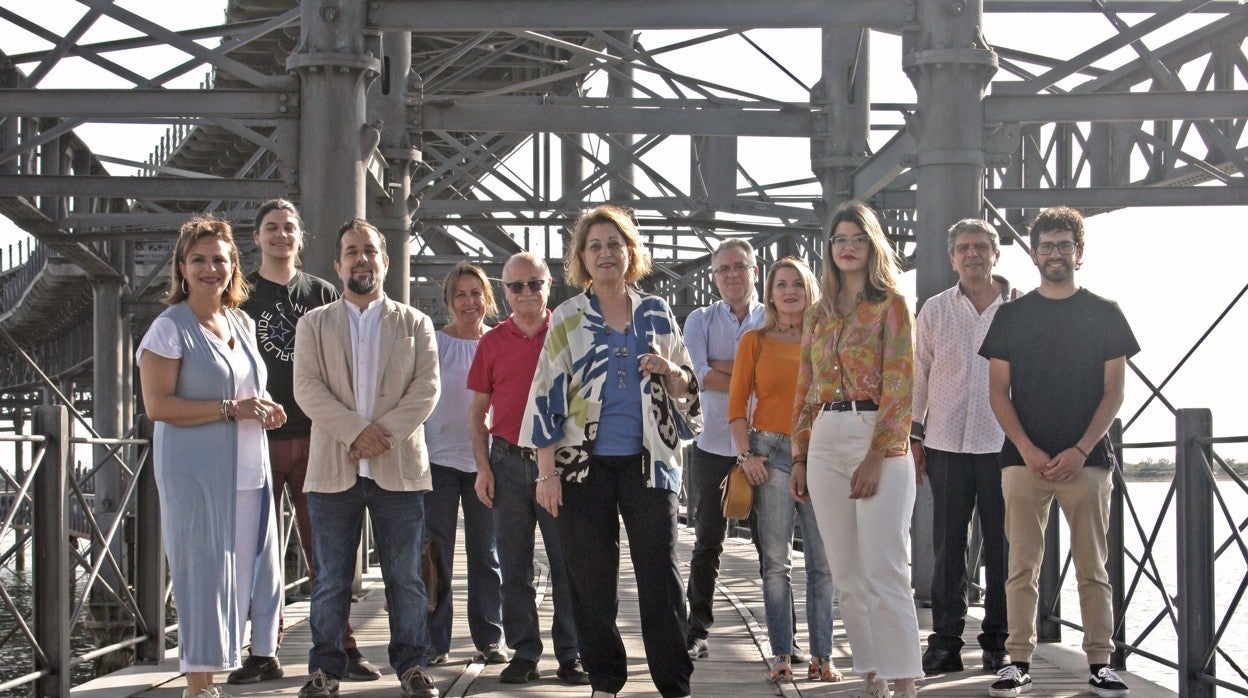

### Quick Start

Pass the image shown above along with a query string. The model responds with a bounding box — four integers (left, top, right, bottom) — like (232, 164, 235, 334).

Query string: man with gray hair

(682, 238, 765, 660)
(913, 218, 1013, 676)
(467, 252, 588, 686)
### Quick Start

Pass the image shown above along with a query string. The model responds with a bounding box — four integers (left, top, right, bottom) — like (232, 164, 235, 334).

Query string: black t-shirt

(241, 270, 340, 438)
(978, 288, 1139, 469)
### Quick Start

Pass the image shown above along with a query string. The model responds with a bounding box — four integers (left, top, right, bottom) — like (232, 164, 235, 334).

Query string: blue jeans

(307, 478, 429, 677)
(751, 430, 836, 658)
(424, 463, 504, 656)
(491, 443, 579, 663)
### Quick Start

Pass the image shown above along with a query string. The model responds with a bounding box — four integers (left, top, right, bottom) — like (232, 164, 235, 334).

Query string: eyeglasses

(713, 262, 752, 276)
(1035, 241, 1079, 255)
(503, 279, 548, 294)
(831, 234, 870, 249)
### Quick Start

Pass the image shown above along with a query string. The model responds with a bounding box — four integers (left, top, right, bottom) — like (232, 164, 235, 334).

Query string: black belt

(823, 400, 879, 412)
(493, 437, 536, 461)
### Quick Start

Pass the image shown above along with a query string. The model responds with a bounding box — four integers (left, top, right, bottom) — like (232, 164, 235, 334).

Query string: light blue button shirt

(683, 300, 766, 456)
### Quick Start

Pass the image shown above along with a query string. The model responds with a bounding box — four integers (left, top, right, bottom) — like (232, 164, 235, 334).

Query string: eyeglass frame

(502, 278, 548, 294)
(1034, 241, 1081, 255)
(830, 234, 871, 249)
(712, 262, 754, 276)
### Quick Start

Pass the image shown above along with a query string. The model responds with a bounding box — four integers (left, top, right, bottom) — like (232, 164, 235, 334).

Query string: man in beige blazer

(293, 219, 441, 698)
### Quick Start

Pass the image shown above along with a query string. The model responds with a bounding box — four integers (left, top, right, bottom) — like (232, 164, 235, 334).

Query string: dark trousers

(558, 454, 692, 697)
(424, 463, 504, 656)
(927, 448, 1009, 652)
(685, 445, 736, 640)
(269, 435, 356, 650)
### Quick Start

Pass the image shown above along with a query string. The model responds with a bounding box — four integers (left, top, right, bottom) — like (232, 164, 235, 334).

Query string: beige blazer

(293, 297, 440, 493)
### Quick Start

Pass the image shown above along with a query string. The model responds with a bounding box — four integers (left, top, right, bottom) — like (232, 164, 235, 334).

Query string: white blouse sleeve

(136, 316, 183, 362)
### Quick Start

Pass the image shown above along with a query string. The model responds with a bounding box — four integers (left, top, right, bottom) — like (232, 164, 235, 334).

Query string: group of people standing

(138, 196, 1137, 698)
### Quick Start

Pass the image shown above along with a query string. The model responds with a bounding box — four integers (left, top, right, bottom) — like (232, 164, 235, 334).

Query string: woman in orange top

(728, 257, 840, 684)
(790, 201, 922, 697)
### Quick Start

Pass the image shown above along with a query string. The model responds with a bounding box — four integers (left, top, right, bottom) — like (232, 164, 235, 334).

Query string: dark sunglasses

(504, 279, 547, 294)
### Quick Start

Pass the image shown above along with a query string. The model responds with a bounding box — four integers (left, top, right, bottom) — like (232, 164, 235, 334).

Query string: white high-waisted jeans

(806, 409, 923, 680)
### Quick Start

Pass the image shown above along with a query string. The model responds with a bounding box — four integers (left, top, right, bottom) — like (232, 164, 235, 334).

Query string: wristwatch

(736, 451, 754, 465)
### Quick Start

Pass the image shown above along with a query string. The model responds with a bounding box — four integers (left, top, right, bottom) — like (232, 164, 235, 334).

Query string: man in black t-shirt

(978, 206, 1139, 698)
(231, 200, 380, 684)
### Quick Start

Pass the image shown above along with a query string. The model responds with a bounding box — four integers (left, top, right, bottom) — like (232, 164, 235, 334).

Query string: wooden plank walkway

(79, 521, 1176, 698)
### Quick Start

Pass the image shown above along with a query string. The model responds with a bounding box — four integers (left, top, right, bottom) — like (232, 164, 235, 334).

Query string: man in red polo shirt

(468, 252, 588, 686)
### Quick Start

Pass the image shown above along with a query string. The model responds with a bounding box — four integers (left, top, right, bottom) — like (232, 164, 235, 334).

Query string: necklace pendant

(617, 369, 626, 388)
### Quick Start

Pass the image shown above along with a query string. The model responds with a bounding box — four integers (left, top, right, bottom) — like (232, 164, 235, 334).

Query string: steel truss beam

(0, 89, 298, 119)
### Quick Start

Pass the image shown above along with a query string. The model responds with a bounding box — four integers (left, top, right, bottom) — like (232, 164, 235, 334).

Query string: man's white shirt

(345, 297, 385, 478)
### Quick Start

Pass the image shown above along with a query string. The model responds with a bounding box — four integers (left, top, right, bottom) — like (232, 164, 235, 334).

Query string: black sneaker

(227, 655, 283, 685)
(344, 647, 382, 681)
(556, 658, 591, 685)
(686, 636, 709, 660)
(399, 667, 439, 698)
(297, 670, 340, 698)
(1089, 667, 1130, 697)
(499, 657, 540, 684)
(473, 644, 510, 664)
(988, 664, 1032, 697)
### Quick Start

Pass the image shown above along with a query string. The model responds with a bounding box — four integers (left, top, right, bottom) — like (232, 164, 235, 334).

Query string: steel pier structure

(0, 1, 1245, 697)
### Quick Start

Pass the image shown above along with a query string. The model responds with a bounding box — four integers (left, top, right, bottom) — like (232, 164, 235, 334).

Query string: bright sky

(1, 1, 1244, 459)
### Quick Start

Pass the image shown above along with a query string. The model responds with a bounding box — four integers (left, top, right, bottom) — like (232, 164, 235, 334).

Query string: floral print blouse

(792, 290, 914, 458)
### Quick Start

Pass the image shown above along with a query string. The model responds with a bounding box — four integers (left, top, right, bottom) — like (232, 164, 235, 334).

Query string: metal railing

(0, 408, 316, 698)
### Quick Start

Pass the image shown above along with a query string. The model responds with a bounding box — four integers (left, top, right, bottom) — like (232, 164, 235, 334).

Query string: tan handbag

(719, 463, 753, 520)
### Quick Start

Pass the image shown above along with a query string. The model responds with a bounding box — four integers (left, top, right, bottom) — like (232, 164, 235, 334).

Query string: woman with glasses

(522, 204, 700, 698)
(138, 216, 287, 698)
(727, 257, 841, 684)
(423, 262, 506, 665)
(790, 201, 923, 697)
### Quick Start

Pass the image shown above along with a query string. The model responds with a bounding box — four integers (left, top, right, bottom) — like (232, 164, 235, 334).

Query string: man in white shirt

(293, 219, 441, 698)
(912, 219, 1013, 676)
(681, 238, 765, 660)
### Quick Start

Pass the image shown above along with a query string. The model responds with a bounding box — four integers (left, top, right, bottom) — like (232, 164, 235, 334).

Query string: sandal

(808, 655, 843, 682)
(858, 675, 891, 698)
(768, 654, 793, 682)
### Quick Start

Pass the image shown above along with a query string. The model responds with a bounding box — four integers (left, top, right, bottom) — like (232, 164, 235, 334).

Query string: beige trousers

(1001, 465, 1116, 665)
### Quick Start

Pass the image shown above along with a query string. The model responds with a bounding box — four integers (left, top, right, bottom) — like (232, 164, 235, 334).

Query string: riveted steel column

(372, 30, 417, 304)
(1176, 408, 1214, 698)
(34, 405, 70, 698)
(288, 0, 381, 282)
(903, 0, 997, 303)
(811, 27, 870, 219)
(134, 416, 165, 664)
(1108, 419, 1126, 669)
(607, 31, 635, 202)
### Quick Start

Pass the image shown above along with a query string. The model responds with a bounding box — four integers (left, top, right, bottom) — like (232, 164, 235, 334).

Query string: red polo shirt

(466, 311, 551, 446)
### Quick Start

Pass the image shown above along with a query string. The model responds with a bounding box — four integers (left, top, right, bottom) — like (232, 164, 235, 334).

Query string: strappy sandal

(768, 654, 793, 682)
(808, 655, 843, 682)
(858, 675, 891, 698)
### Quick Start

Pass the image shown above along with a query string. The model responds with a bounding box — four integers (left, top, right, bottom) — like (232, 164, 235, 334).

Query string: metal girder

(982, 0, 1244, 10)
(0, 89, 297, 119)
(417, 97, 811, 136)
(880, 185, 1248, 209)
(983, 90, 1248, 123)
(370, 0, 917, 31)
(851, 130, 916, 200)
(0, 175, 286, 200)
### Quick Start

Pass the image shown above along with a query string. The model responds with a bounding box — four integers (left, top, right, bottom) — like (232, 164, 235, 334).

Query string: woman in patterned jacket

(521, 204, 700, 698)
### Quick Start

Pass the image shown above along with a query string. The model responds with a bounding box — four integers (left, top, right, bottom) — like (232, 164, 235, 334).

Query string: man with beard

(979, 206, 1138, 698)
(681, 238, 764, 660)
(467, 252, 588, 685)
(293, 219, 441, 698)
(233, 200, 381, 684)
(913, 219, 1012, 676)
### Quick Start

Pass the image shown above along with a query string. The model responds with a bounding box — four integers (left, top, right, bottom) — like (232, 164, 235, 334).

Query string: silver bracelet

(534, 469, 563, 484)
